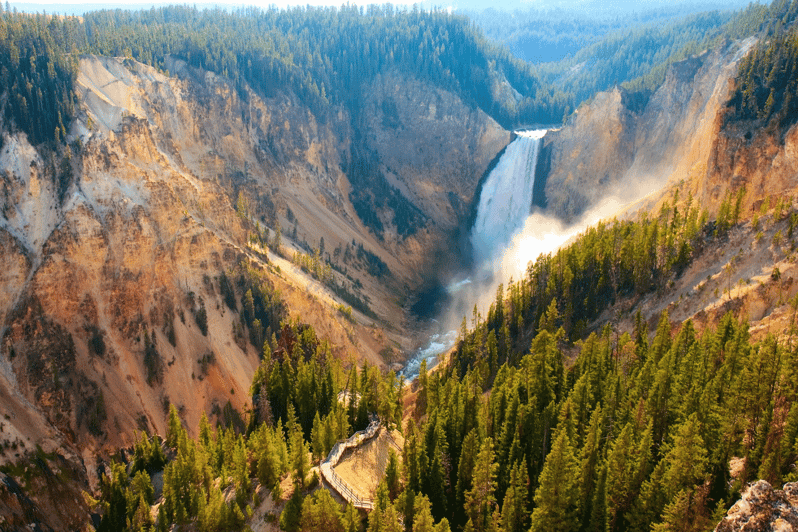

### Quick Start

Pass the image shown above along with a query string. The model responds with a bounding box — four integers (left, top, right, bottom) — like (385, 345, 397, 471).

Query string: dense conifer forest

(725, 0, 798, 133)
(1, 0, 793, 150)
(0, 3, 572, 148)
(519, 0, 796, 113)
(93, 199, 798, 531)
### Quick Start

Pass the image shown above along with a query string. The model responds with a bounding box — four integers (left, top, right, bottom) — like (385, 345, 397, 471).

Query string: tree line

(404, 310, 798, 532)
(450, 187, 720, 380)
(91, 302, 798, 531)
(725, 0, 798, 134)
(1, 0, 795, 151)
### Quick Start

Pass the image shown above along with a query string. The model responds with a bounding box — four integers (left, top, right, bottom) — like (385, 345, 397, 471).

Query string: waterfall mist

(404, 130, 548, 377)
(443, 196, 628, 330)
(403, 129, 647, 379)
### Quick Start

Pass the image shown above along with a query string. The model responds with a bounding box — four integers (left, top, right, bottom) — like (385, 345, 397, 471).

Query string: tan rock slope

(540, 37, 757, 220)
(538, 35, 798, 343)
(0, 54, 507, 525)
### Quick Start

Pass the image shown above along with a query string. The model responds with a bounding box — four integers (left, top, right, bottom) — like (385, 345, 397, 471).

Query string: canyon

(0, 52, 509, 526)
(0, 9, 797, 529)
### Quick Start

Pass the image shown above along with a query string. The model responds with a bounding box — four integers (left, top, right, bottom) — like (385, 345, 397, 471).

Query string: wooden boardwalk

(319, 418, 381, 510)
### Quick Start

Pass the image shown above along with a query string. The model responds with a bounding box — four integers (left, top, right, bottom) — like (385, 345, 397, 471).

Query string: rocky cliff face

(361, 72, 508, 235)
(703, 103, 798, 218)
(539, 37, 757, 221)
(1, 57, 268, 464)
(536, 35, 798, 345)
(0, 54, 507, 526)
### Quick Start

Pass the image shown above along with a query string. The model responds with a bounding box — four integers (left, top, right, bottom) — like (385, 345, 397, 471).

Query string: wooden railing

(319, 417, 381, 510)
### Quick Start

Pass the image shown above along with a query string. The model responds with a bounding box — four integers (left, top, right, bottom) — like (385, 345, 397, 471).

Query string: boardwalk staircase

(319, 417, 381, 510)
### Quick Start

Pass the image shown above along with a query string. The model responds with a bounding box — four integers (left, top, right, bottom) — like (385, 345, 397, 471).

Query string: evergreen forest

(93, 191, 798, 531)
(0, 3, 571, 148)
(0, 0, 793, 150)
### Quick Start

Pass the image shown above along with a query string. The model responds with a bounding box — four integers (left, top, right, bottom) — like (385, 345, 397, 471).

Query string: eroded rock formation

(715, 481, 798, 532)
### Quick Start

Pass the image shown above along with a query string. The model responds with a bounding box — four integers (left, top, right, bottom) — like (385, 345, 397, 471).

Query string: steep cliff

(0, 53, 507, 527)
(535, 31, 798, 346)
(702, 95, 798, 218)
(539, 37, 757, 221)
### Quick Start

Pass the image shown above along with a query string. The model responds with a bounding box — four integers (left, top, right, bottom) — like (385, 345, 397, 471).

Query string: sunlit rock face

(0, 54, 510, 471)
(714, 481, 798, 532)
(538, 37, 758, 223)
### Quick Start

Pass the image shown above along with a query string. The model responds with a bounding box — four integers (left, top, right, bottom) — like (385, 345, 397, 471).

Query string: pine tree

(198, 411, 214, 451)
(280, 488, 304, 532)
(343, 503, 361, 532)
(413, 494, 436, 532)
(578, 407, 602, 525)
(500, 460, 529, 532)
(386, 449, 401, 501)
(369, 481, 403, 532)
(660, 415, 708, 500)
(97, 462, 129, 532)
(232, 436, 251, 507)
(651, 486, 711, 532)
(605, 424, 635, 530)
(404, 419, 422, 493)
(465, 437, 498, 532)
(435, 518, 451, 532)
(166, 404, 183, 448)
(300, 488, 345, 532)
(391, 488, 413, 532)
(456, 429, 479, 523)
(291, 430, 310, 489)
(588, 462, 608, 532)
(529, 430, 581, 532)
(312, 411, 325, 460)
(630, 415, 706, 530)
(425, 417, 449, 520)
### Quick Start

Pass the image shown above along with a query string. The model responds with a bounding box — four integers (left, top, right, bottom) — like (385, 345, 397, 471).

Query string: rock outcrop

(715, 481, 798, 532)
(703, 102, 798, 218)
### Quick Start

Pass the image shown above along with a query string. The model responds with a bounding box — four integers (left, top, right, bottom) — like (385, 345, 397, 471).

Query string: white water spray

(403, 127, 664, 379)
(402, 130, 547, 379)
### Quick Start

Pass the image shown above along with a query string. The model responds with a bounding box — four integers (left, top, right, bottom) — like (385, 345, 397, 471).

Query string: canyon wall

(0, 53, 508, 515)
(539, 37, 759, 221)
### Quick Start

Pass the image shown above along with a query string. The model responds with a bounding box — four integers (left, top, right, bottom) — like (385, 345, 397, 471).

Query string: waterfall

(402, 129, 547, 379)
(471, 129, 547, 265)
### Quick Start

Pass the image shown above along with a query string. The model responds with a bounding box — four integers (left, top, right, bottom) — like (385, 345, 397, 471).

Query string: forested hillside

(529, 0, 797, 111)
(92, 317, 406, 532)
(541, 10, 738, 104)
(0, 4, 571, 149)
(725, 6, 798, 134)
(469, 6, 734, 64)
(2, 0, 788, 153)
